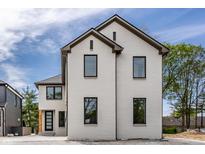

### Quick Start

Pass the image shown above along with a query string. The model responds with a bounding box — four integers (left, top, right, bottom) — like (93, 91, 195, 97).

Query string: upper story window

(133, 56, 146, 78)
(46, 86, 62, 100)
(113, 32, 116, 41)
(133, 98, 146, 124)
(84, 55, 97, 77)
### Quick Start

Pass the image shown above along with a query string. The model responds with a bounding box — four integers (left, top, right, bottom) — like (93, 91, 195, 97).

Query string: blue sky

(0, 8, 205, 115)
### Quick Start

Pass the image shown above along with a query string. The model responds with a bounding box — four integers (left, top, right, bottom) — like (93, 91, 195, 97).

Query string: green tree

(163, 43, 205, 130)
(22, 86, 38, 133)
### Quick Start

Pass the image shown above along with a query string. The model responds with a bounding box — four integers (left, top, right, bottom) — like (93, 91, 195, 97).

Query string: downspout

(115, 53, 118, 140)
(65, 55, 69, 136)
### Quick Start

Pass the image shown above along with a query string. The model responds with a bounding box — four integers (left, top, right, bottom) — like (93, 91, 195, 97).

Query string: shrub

(163, 127, 177, 134)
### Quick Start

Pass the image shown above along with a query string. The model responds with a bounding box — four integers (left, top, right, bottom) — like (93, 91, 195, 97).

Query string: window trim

(45, 111, 53, 131)
(59, 111, 65, 127)
(84, 55, 98, 77)
(46, 86, 62, 100)
(133, 98, 146, 124)
(84, 97, 98, 125)
(133, 56, 146, 78)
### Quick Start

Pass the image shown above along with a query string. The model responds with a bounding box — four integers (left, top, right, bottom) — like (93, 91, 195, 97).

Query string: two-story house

(0, 80, 23, 136)
(35, 15, 169, 140)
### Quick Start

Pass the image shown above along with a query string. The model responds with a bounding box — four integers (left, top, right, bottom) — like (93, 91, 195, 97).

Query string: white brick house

(35, 15, 169, 140)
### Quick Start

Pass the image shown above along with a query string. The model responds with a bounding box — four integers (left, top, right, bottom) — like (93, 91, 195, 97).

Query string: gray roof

(0, 80, 23, 99)
(0, 80, 6, 84)
(35, 74, 63, 88)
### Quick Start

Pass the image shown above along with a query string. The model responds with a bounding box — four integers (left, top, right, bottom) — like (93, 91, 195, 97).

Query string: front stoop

(39, 132, 56, 136)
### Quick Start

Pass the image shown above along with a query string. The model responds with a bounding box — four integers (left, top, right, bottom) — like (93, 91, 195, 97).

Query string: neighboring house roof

(61, 28, 123, 53)
(35, 74, 63, 88)
(0, 80, 24, 99)
(0, 80, 5, 84)
(95, 14, 169, 55)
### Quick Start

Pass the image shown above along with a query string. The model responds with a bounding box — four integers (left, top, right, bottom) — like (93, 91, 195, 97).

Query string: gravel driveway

(0, 135, 205, 145)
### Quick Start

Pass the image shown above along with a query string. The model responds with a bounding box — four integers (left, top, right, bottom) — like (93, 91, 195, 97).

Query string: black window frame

(46, 86, 62, 100)
(59, 111, 65, 127)
(113, 31, 116, 41)
(84, 97, 98, 124)
(45, 111, 53, 131)
(133, 56, 146, 78)
(133, 98, 146, 124)
(90, 40, 93, 50)
(84, 55, 98, 77)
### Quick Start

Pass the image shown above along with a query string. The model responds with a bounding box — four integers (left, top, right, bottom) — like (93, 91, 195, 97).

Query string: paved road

(0, 135, 205, 145)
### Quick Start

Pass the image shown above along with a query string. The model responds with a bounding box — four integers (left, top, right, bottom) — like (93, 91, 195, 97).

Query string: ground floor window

(84, 97, 97, 124)
(45, 111, 53, 131)
(59, 111, 65, 127)
(133, 98, 146, 124)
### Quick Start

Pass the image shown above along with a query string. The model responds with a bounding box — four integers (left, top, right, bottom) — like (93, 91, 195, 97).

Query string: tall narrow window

(84, 55, 97, 77)
(90, 40, 93, 50)
(55, 87, 62, 99)
(133, 98, 146, 124)
(113, 32, 116, 41)
(133, 56, 146, 78)
(59, 111, 65, 127)
(46, 87, 54, 99)
(84, 97, 97, 124)
(45, 111, 53, 131)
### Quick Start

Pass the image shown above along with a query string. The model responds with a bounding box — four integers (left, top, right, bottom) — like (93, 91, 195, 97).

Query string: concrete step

(39, 132, 55, 136)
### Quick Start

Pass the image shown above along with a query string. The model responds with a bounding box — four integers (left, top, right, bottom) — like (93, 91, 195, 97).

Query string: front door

(0, 109, 3, 136)
(45, 111, 53, 131)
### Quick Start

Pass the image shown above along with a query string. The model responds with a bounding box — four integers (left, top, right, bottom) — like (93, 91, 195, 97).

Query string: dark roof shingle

(35, 74, 63, 88)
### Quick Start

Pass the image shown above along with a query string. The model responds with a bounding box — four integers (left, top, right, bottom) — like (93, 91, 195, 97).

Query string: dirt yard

(164, 130, 205, 141)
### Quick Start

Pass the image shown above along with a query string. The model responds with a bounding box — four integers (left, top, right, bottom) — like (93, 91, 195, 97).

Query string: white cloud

(36, 39, 60, 54)
(0, 8, 107, 90)
(154, 23, 205, 43)
(0, 63, 27, 89)
(0, 8, 106, 62)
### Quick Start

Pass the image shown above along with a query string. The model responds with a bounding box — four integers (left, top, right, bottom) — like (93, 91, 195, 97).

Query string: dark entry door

(45, 111, 53, 131)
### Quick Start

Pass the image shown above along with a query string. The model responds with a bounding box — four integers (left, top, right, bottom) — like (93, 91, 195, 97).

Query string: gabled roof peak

(0, 80, 23, 99)
(61, 28, 123, 54)
(95, 14, 169, 55)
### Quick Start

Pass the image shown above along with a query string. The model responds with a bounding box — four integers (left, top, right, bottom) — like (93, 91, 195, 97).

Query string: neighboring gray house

(0, 80, 23, 136)
(35, 14, 169, 140)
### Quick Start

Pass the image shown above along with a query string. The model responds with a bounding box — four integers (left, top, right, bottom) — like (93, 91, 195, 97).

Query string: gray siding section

(5, 88, 22, 135)
(0, 85, 6, 106)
